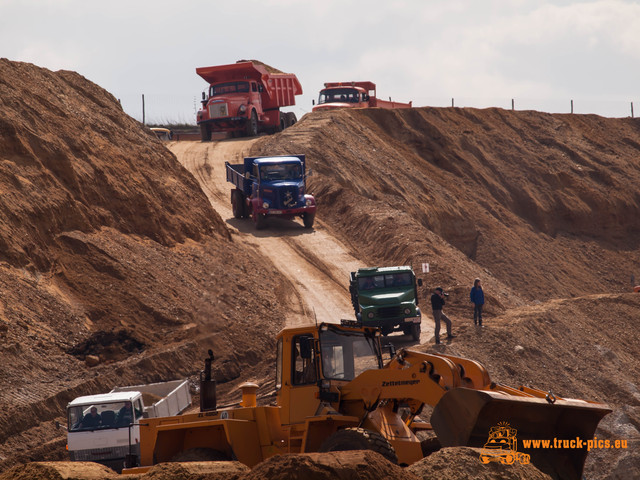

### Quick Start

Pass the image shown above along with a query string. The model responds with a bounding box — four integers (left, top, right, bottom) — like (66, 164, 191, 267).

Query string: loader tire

(170, 447, 230, 462)
(319, 427, 398, 464)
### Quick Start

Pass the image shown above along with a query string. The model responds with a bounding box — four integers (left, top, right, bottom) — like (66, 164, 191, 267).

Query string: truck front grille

(69, 444, 139, 462)
(208, 103, 228, 118)
(377, 306, 403, 318)
(277, 187, 300, 209)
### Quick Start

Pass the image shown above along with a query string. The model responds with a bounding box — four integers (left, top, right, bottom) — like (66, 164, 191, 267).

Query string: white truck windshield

(68, 400, 143, 431)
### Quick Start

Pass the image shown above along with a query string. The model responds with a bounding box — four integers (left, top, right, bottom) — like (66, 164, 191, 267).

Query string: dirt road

(169, 139, 431, 342)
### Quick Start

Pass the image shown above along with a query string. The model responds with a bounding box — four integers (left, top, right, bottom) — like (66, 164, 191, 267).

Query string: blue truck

(225, 155, 317, 230)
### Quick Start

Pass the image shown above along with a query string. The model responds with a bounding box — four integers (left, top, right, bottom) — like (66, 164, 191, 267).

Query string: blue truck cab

(225, 155, 317, 230)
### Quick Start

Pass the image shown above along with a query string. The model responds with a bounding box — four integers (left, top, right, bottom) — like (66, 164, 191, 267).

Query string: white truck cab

(66, 379, 191, 472)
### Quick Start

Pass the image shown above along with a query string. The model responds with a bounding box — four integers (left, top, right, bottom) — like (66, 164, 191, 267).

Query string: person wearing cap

(430, 287, 455, 344)
(470, 278, 485, 326)
(80, 406, 102, 429)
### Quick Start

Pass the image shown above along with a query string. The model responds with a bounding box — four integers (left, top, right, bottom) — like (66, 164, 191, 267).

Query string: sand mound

(240, 451, 417, 480)
(407, 447, 551, 479)
(0, 461, 115, 480)
(0, 60, 287, 472)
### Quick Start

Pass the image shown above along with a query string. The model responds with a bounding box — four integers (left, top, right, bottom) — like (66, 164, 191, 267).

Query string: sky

(2, 0, 639, 124)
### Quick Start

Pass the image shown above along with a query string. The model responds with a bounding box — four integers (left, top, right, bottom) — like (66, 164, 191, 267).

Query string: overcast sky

(2, 0, 639, 123)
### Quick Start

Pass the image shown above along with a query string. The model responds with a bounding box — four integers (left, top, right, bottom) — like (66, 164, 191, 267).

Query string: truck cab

(196, 61, 302, 140)
(312, 81, 412, 111)
(349, 266, 422, 340)
(313, 85, 370, 110)
(67, 391, 145, 472)
(198, 80, 263, 137)
(226, 155, 316, 230)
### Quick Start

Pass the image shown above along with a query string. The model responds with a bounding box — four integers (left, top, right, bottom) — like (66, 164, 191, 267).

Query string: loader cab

(318, 323, 383, 381)
(276, 323, 383, 425)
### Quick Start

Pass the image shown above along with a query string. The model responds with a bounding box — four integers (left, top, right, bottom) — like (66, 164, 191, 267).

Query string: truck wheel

(319, 427, 398, 465)
(286, 112, 297, 127)
(231, 188, 246, 218)
(231, 190, 243, 219)
(170, 447, 229, 462)
(252, 209, 266, 230)
(302, 212, 315, 229)
(246, 110, 258, 137)
(200, 124, 212, 142)
(411, 323, 421, 341)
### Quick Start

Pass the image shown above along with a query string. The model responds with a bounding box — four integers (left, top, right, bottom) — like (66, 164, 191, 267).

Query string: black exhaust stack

(200, 349, 217, 412)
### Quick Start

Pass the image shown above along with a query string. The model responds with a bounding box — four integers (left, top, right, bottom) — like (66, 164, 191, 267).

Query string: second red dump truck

(312, 81, 412, 111)
(196, 61, 302, 140)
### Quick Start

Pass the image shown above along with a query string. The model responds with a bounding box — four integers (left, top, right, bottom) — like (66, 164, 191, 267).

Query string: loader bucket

(430, 388, 611, 480)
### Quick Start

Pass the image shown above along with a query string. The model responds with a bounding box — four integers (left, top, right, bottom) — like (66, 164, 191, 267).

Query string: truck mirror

(312, 99, 315, 106)
(299, 337, 313, 359)
(202, 91, 206, 100)
(417, 279, 423, 287)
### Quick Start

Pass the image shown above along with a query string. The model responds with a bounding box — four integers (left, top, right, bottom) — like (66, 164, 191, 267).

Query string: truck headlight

(367, 312, 374, 319)
(262, 202, 269, 209)
(404, 308, 411, 315)
(238, 104, 247, 115)
(305, 198, 313, 207)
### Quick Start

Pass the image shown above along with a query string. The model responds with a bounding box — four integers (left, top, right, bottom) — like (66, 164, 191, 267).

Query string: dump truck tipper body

(349, 266, 422, 340)
(196, 61, 302, 140)
(123, 323, 610, 479)
(225, 154, 316, 230)
(66, 379, 191, 472)
(312, 81, 412, 112)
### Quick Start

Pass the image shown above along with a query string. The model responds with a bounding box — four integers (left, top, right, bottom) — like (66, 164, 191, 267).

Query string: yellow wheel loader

(123, 321, 610, 479)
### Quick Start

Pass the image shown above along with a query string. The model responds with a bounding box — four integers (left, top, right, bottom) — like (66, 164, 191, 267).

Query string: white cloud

(1, 0, 637, 121)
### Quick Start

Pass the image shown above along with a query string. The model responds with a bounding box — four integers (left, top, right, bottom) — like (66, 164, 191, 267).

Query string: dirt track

(170, 139, 433, 341)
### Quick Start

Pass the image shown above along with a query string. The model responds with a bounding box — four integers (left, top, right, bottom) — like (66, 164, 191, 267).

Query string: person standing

(430, 287, 455, 344)
(470, 278, 485, 326)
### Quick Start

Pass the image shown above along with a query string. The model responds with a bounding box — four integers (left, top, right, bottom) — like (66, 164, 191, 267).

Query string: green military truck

(349, 266, 423, 341)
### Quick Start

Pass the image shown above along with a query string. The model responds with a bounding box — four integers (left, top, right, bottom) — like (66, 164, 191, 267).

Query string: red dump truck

(312, 81, 412, 112)
(196, 61, 302, 140)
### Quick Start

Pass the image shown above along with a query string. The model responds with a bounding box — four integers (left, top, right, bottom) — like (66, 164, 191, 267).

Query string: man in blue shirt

(470, 278, 485, 326)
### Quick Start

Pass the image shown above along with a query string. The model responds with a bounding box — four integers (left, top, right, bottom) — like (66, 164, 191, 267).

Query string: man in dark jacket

(470, 278, 485, 326)
(430, 287, 455, 344)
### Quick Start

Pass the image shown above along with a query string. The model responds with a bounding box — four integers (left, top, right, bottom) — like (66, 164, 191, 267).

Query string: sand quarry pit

(0, 58, 639, 479)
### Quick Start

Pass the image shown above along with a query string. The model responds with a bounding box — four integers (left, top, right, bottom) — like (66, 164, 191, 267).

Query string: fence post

(632, 102, 634, 118)
(452, 98, 454, 108)
(142, 94, 146, 125)
(512, 99, 515, 111)
(571, 99, 574, 114)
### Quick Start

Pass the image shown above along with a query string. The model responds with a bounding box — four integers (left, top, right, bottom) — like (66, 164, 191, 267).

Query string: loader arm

(338, 347, 611, 480)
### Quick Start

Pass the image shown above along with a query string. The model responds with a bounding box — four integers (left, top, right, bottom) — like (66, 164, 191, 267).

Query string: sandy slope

(1, 58, 639, 479)
(169, 139, 434, 341)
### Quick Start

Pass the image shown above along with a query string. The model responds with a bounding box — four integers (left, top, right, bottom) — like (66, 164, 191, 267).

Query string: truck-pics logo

(479, 422, 530, 465)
